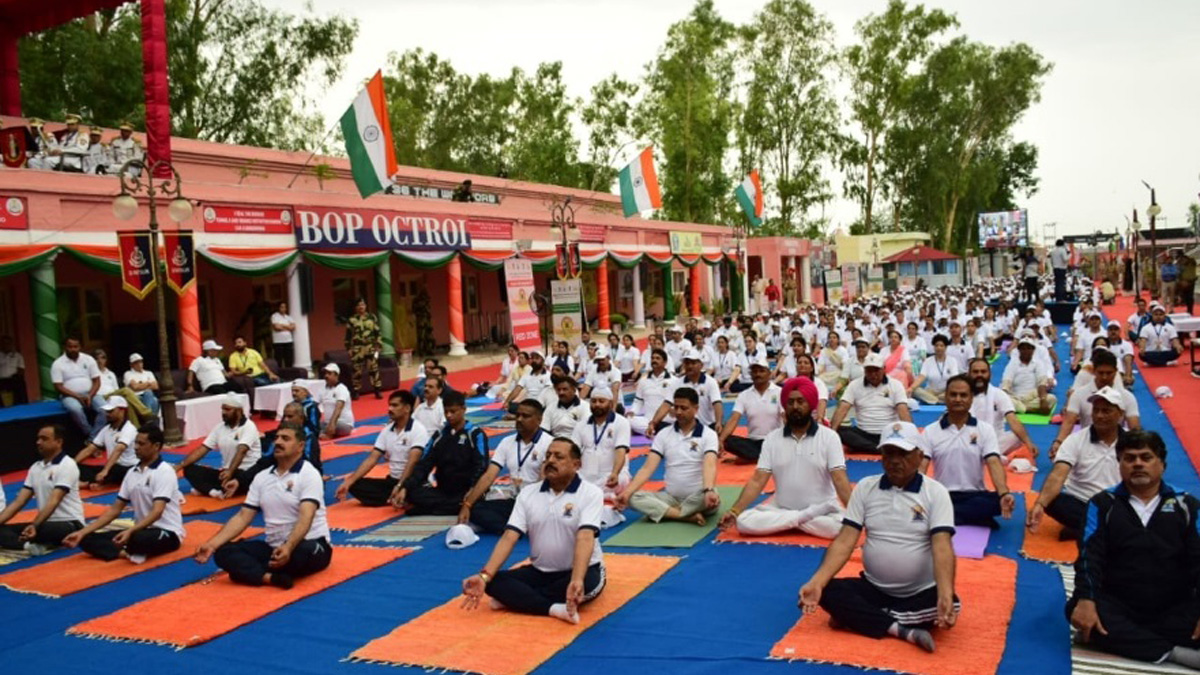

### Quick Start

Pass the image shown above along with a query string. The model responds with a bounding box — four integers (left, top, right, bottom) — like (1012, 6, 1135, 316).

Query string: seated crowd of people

(10, 114, 144, 174)
(1, 271, 1199, 664)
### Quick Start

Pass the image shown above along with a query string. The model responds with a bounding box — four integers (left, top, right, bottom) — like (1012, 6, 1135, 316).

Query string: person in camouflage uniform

(345, 299, 382, 399)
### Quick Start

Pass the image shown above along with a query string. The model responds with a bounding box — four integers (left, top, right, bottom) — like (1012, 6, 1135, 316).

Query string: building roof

(883, 245, 960, 263)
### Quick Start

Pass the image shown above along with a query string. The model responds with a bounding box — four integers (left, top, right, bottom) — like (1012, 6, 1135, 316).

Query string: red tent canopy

(883, 245, 960, 263)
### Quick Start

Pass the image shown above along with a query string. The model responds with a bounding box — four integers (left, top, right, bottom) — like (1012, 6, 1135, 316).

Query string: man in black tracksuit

(1067, 431, 1200, 669)
(398, 391, 488, 515)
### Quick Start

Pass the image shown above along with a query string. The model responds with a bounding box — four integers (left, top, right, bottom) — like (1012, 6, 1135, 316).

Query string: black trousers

(273, 342, 294, 369)
(0, 520, 83, 549)
(1046, 492, 1088, 538)
(820, 575, 960, 638)
(1141, 350, 1180, 367)
(405, 485, 467, 516)
(78, 463, 131, 486)
(949, 490, 1001, 528)
(214, 537, 332, 586)
(0, 375, 27, 406)
(487, 562, 605, 616)
(838, 427, 881, 454)
(724, 436, 764, 461)
(1024, 277, 1039, 302)
(185, 464, 251, 496)
(1066, 593, 1200, 663)
(1182, 279, 1196, 315)
(469, 498, 515, 535)
(203, 381, 243, 395)
(80, 527, 181, 561)
(348, 476, 399, 507)
(728, 381, 753, 393)
(1053, 268, 1067, 302)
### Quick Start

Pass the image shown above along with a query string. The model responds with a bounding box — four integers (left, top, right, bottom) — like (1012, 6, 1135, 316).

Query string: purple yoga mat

(630, 433, 652, 447)
(952, 525, 990, 559)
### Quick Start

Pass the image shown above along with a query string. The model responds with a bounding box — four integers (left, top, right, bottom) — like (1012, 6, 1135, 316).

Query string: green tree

(579, 74, 640, 192)
(739, 0, 840, 236)
(841, 0, 957, 234)
(18, 0, 357, 151)
(640, 0, 736, 224)
(504, 62, 581, 187)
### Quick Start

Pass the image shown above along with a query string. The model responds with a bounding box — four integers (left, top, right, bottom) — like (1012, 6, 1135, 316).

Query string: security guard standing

(345, 298, 382, 400)
(109, 122, 143, 176)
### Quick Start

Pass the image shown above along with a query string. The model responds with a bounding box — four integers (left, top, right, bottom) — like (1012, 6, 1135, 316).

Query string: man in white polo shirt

(64, 424, 185, 563)
(1001, 337, 1056, 415)
(74, 395, 138, 488)
(571, 385, 631, 527)
(580, 346, 621, 400)
(320, 363, 354, 438)
(1138, 304, 1183, 366)
(458, 399, 552, 535)
(645, 349, 723, 435)
(186, 339, 240, 395)
(921, 375, 1014, 527)
(543, 375, 588, 437)
(336, 390, 430, 507)
(1028, 386, 1125, 540)
(122, 353, 160, 416)
(194, 423, 331, 589)
(617, 387, 721, 525)
(0, 423, 85, 554)
(720, 377, 851, 539)
(51, 336, 105, 435)
(503, 349, 553, 416)
(719, 355, 782, 462)
(830, 352, 912, 454)
(799, 422, 959, 653)
(178, 394, 262, 498)
(462, 436, 606, 624)
(1052, 350, 1140, 458)
(968, 358, 1039, 459)
(629, 348, 673, 435)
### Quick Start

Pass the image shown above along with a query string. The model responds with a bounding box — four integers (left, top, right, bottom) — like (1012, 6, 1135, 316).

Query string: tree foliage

(18, 0, 358, 151)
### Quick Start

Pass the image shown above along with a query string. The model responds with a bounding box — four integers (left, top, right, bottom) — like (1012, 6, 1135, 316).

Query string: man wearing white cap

(1001, 336, 1056, 415)
(1073, 312, 1106, 373)
(571, 384, 631, 525)
(458, 399, 551, 535)
(663, 326, 692, 372)
(646, 348, 723, 434)
(122, 352, 160, 416)
(580, 345, 621, 400)
(503, 349, 552, 415)
(719, 355, 782, 462)
(1028, 386, 1125, 540)
(1104, 321, 1135, 387)
(186, 340, 240, 395)
(544, 375, 588, 437)
(74, 395, 138, 488)
(320, 363, 354, 438)
(799, 421, 959, 653)
(1052, 350, 1140, 460)
(178, 394, 261, 498)
(1138, 304, 1183, 367)
(629, 348, 673, 435)
(829, 352, 912, 455)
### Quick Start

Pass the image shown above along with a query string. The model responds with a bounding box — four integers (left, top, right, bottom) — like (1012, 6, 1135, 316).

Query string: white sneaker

(23, 542, 51, 556)
(208, 489, 224, 499)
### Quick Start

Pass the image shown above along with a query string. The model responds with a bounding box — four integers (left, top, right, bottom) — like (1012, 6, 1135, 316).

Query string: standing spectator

(1021, 248, 1040, 303)
(186, 340, 241, 395)
(51, 337, 104, 435)
(765, 279, 781, 312)
(1051, 239, 1070, 301)
(270, 301, 296, 368)
(1159, 252, 1179, 310)
(123, 353, 160, 416)
(0, 335, 26, 406)
(344, 298, 382, 400)
(1176, 249, 1196, 315)
(753, 275, 768, 314)
(783, 269, 798, 308)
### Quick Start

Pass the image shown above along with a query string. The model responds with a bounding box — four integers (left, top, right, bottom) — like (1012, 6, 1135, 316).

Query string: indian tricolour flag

(618, 147, 662, 217)
(340, 70, 398, 198)
(735, 170, 763, 227)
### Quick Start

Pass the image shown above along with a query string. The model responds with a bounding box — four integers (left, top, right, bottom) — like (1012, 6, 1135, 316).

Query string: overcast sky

(262, 0, 1200, 241)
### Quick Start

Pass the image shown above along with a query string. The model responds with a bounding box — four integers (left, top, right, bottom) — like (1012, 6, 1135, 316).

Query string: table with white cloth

(252, 379, 325, 418)
(1173, 315, 1200, 371)
(176, 392, 252, 440)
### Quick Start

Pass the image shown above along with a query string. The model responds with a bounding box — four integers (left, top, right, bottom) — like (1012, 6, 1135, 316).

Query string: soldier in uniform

(345, 298, 382, 400)
(84, 127, 110, 174)
(26, 118, 59, 170)
(783, 269, 798, 308)
(109, 122, 143, 176)
(53, 114, 90, 173)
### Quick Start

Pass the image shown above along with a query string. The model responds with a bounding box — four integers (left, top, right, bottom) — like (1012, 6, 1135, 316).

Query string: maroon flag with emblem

(118, 231, 157, 300)
(0, 127, 28, 168)
(163, 230, 196, 295)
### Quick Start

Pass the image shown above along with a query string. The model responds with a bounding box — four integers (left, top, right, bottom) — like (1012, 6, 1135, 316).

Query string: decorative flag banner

(503, 259, 541, 351)
(341, 70, 398, 198)
(117, 231, 156, 300)
(555, 242, 581, 280)
(551, 279, 585, 348)
(735, 170, 763, 227)
(618, 146, 662, 217)
(823, 268, 843, 305)
(163, 231, 196, 295)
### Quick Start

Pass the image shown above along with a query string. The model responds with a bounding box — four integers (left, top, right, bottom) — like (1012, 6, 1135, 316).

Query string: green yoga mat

(604, 486, 741, 549)
(1016, 412, 1054, 425)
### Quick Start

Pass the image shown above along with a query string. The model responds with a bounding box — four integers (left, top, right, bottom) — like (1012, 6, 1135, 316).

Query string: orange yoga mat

(325, 500, 405, 532)
(350, 553, 680, 675)
(180, 495, 244, 516)
(79, 483, 120, 499)
(12, 502, 109, 524)
(771, 555, 1017, 675)
(984, 468, 1035, 494)
(0, 521, 260, 598)
(68, 545, 411, 648)
(716, 460, 766, 486)
(321, 443, 376, 462)
(1020, 492, 1077, 563)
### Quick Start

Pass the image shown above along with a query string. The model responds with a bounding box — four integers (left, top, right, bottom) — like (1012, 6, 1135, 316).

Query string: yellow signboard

(669, 231, 703, 255)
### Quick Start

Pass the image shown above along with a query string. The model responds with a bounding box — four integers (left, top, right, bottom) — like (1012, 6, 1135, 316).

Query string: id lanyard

(592, 416, 611, 448)
(516, 430, 541, 470)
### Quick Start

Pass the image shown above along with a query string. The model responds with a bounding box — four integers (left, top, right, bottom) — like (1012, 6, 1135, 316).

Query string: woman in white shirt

(270, 301, 296, 368)
(908, 334, 960, 404)
(795, 353, 828, 421)
(816, 332, 848, 391)
(615, 334, 641, 382)
(710, 335, 739, 388)
(901, 322, 927, 375)
(484, 345, 522, 400)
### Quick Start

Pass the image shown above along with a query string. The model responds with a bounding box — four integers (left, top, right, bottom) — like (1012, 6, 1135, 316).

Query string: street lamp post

(1143, 181, 1162, 295)
(1132, 209, 1143, 299)
(549, 196, 579, 279)
(111, 159, 193, 446)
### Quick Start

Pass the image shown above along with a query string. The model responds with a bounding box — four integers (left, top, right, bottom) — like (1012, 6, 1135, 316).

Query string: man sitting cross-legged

(0, 424, 85, 555)
(74, 395, 138, 489)
(63, 424, 185, 563)
(177, 394, 262, 499)
(719, 377, 851, 539)
(458, 399, 552, 534)
(193, 423, 331, 589)
(615, 387, 721, 526)
(335, 390, 430, 507)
